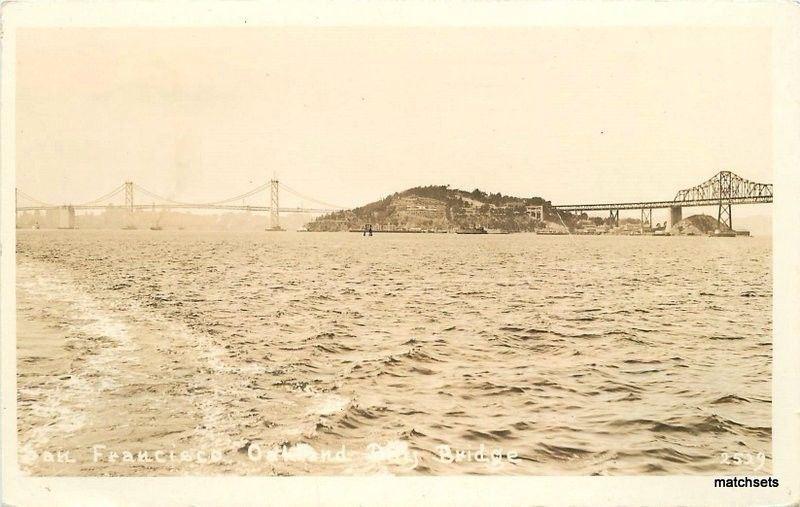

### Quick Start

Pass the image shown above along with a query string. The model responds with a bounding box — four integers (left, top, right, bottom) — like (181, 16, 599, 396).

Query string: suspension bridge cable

(133, 182, 270, 207)
(278, 183, 346, 210)
(16, 189, 54, 207)
(206, 183, 270, 205)
(76, 184, 126, 206)
(132, 184, 192, 206)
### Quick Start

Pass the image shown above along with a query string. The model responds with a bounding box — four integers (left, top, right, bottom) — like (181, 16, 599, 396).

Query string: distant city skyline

(16, 27, 772, 219)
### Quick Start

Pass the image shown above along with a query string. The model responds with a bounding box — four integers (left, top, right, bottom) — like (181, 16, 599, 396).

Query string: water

(16, 230, 772, 475)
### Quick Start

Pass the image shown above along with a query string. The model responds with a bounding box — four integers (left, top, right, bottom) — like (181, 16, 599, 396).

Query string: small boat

(150, 226, 163, 231)
(456, 227, 488, 234)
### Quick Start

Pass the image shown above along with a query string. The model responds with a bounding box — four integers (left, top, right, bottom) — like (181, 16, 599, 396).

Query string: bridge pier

(609, 209, 619, 228)
(57, 205, 76, 229)
(640, 208, 652, 232)
(717, 171, 733, 231)
(667, 206, 682, 231)
(718, 202, 732, 231)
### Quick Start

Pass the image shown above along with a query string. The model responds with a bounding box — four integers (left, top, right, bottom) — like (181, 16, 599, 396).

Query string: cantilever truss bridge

(553, 171, 773, 230)
(15, 180, 344, 230)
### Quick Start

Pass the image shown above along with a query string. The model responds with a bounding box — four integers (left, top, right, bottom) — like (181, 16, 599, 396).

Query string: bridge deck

(15, 204, 335, 213)
(554, 196, 772, 212)
(17, 197, 773, 214)
(15, 171, 773, 217)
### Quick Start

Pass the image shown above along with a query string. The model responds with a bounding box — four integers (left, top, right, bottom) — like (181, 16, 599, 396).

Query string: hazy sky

(16, 27, 772, 215)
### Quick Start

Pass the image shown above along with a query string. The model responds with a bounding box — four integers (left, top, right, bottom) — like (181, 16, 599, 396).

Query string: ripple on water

(15, 232, 773, 475)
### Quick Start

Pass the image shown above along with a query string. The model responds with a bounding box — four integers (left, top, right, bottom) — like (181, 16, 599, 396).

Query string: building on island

(525, 205, 543, 221)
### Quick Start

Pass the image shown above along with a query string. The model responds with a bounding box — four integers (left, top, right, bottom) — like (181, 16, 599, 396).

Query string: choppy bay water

(16, 230, 772, 475)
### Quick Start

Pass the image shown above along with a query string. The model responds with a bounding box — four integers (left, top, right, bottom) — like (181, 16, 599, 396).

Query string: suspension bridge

(553, 171, 773, 230)
(15, 179, 343, 230)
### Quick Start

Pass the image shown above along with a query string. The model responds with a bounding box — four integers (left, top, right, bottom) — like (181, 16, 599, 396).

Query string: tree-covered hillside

(307, 185, 572, 232)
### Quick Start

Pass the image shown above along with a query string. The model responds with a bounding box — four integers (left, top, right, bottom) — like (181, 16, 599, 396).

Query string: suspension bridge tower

(124, 181, 134, 211)
(123, 181, 135, 229)
(267, 178, 283, 231)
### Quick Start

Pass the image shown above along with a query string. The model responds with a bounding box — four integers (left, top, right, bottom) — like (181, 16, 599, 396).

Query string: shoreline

(15, 228, 770, 238)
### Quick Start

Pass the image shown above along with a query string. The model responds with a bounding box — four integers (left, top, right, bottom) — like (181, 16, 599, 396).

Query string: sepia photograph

(2, 1, 799, 506)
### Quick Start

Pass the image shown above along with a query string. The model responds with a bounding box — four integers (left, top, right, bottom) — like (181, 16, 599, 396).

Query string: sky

(15, 27, 773, 217)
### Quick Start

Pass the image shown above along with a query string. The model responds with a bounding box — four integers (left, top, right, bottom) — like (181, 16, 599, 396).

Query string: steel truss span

(555, 171, 772, 212)
(555, 195, 772, 212)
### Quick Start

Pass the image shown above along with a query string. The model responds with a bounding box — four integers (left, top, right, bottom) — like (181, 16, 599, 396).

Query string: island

(306, 185, 571, 234)
(307, 185, 748, 236)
